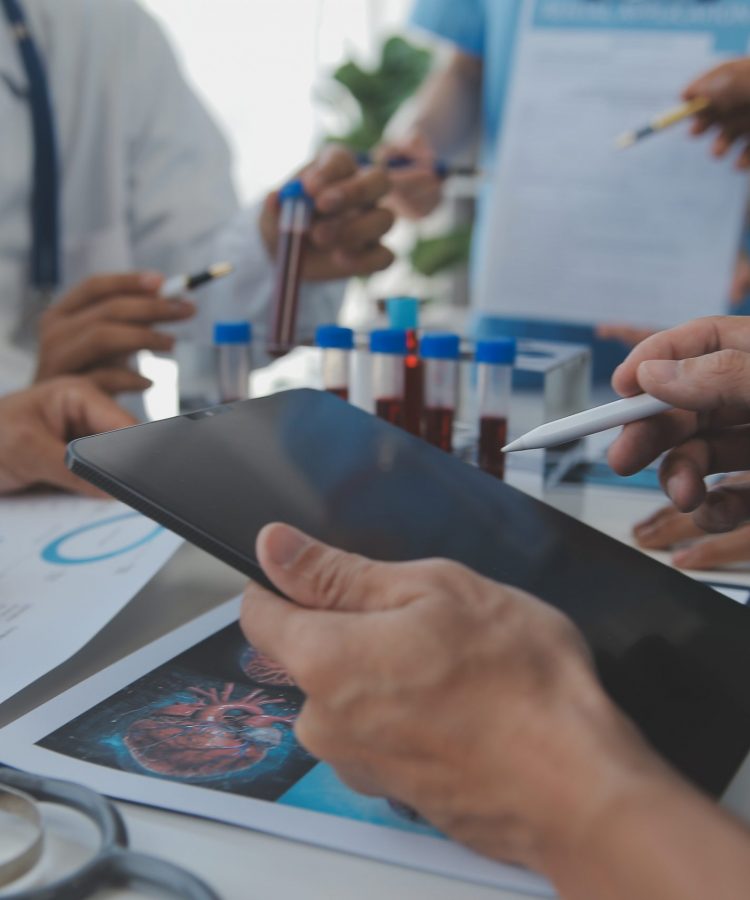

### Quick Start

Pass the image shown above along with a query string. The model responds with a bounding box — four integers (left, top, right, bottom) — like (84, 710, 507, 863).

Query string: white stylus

(502, 394, 673, 453)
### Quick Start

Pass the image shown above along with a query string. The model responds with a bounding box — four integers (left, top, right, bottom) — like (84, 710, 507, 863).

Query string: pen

(160, 261, 234, 298)
(615, 97, 710, 149)
(355, 152, 482, 179)
(502, 394, 673, 453)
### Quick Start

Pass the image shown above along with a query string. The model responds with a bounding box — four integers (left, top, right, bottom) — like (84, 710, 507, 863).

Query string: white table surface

(3, 474, 750, 899)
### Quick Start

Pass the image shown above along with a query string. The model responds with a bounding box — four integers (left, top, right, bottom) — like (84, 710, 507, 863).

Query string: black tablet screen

(68, 389, 750, 796)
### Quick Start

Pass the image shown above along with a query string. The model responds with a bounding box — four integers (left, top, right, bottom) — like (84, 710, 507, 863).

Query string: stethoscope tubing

(0, 767, 221, 900)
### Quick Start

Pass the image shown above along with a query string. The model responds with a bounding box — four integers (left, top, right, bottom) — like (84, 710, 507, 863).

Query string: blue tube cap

(420, 333, 460, 360)
(476, 337, 516, 365)
(315, 324, 354, 350)
(213, 321, 252, 345)
(279, 178, 313, 204)
(370, 328, 407, 355)
(386, 297, 419, 331)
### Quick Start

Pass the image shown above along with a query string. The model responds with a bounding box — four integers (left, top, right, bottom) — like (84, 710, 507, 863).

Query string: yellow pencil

(615, 97, 710, 149)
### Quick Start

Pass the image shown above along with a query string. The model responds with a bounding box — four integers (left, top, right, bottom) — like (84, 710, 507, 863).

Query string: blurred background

(139, 0, 469, 315)
(141, 0, 418, 202)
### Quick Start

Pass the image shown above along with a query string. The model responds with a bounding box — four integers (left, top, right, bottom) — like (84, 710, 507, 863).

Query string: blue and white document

(0, 495, 182, 703)
(477, 0, 750, 329)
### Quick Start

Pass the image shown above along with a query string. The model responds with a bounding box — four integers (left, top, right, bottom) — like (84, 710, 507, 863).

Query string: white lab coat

(0, 0, 343, 391)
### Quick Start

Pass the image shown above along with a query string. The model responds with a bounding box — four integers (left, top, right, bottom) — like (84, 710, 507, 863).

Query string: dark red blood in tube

(375, 397, 404, 427)
(403, 329, 423, 436)
(269, 229, 306, 357)
(479, 416, 508, 480)
(423, 406, 454, 453)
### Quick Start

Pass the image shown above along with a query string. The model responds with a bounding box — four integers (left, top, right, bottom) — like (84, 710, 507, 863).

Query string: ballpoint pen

(160, 261, 234, 298)
(355, 152, 482, 179)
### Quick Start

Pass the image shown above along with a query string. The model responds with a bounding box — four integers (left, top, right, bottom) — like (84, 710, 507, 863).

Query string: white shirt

(0, 0, 343, 390)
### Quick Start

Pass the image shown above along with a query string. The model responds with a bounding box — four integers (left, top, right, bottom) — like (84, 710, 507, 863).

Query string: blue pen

(355, 152, 480, 179)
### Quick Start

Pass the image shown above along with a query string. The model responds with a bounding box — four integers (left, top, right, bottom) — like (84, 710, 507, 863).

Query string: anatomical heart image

(39, 623, 315, 800)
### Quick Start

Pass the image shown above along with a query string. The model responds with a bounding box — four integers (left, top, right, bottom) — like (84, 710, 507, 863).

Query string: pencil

(615, 97, 710, 149)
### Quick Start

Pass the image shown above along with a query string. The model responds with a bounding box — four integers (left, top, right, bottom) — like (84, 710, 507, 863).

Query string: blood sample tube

(370, 328, 407, 427)
(386, 297, 423, 436)
(214, 321, 253, 403)
(420, 333, 460, 453)
(268, 179, 314, 357)
(315, 324, 354, 401)
(476, 337, 516, 479)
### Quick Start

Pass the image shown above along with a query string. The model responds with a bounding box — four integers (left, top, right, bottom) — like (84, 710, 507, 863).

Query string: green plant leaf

(329, 36, 432, 151)
(410, 224, 474, 277)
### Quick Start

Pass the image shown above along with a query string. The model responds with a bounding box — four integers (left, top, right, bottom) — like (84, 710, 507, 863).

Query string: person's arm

(240, 523, 750, 898)
(379, 49, 483, 219)
(400, 48, 483, 161)
(0, 379, 136, 496)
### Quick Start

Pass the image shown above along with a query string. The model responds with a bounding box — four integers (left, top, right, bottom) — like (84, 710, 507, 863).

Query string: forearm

(401, 50, 482, 158)
(543, 769, 750, 899)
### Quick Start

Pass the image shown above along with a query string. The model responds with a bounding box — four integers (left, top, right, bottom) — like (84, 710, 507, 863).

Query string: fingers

(55, 272, 163, 312)
(64, 380, 139, 437)
(611, 316, 750, 398)
(310, 207, 395, 253)
(384, 166, 443, 219)
(638, 494, 750, 569)
(255, 523, 393, 612)
(692, 483, 750, 534)
(608, 408, 698, 476)
(22, 427, 107, 498)
(47, 323, 175, 373)
(86, 367, 153, 395)
(730, 254, 750, 307)
(240, 580, 311, 676)
(303, 146, 390, 215)
(684, 60, 750, 113)
(609, 338, 750, 479)
(240, 579, 356, 693)
(633, 504, 704, 550)
(672, 524, 750, 570)
(658, 430, 750, 511)
(330, 243, 395, 278)
(36, 275, 192, 384)
(594, 323, 655, 348)
(80, 295, 195, 326)
(636, 350, 750, 413)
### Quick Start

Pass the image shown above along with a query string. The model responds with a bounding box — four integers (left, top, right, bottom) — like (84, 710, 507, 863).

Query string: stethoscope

(1, 0, 59, 303)
(0, 766, 222, 899)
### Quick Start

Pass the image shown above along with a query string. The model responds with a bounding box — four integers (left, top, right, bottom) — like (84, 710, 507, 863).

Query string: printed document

(0, 599, 552, 895)
(0, 495, 182, 703)
(477, 0, 750, 329)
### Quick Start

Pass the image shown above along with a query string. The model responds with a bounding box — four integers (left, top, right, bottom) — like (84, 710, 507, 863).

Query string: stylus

(502, 394, 673, 453)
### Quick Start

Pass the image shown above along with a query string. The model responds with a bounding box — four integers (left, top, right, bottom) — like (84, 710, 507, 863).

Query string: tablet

(67, 389, 750, 796)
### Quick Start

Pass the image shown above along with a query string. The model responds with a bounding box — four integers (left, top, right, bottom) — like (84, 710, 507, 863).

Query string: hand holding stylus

(609, 316, 750, 531)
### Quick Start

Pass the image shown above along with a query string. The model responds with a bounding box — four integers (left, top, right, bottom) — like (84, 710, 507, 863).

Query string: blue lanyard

(2, 0, 60, 291)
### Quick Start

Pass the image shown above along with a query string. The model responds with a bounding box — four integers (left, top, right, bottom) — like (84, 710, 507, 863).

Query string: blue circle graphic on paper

(41, 512, 164, 566)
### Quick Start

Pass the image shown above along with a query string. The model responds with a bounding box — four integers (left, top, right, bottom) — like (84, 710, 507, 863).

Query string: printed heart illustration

(241, 645, 296, 687)
(124, 683, 294, 778)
